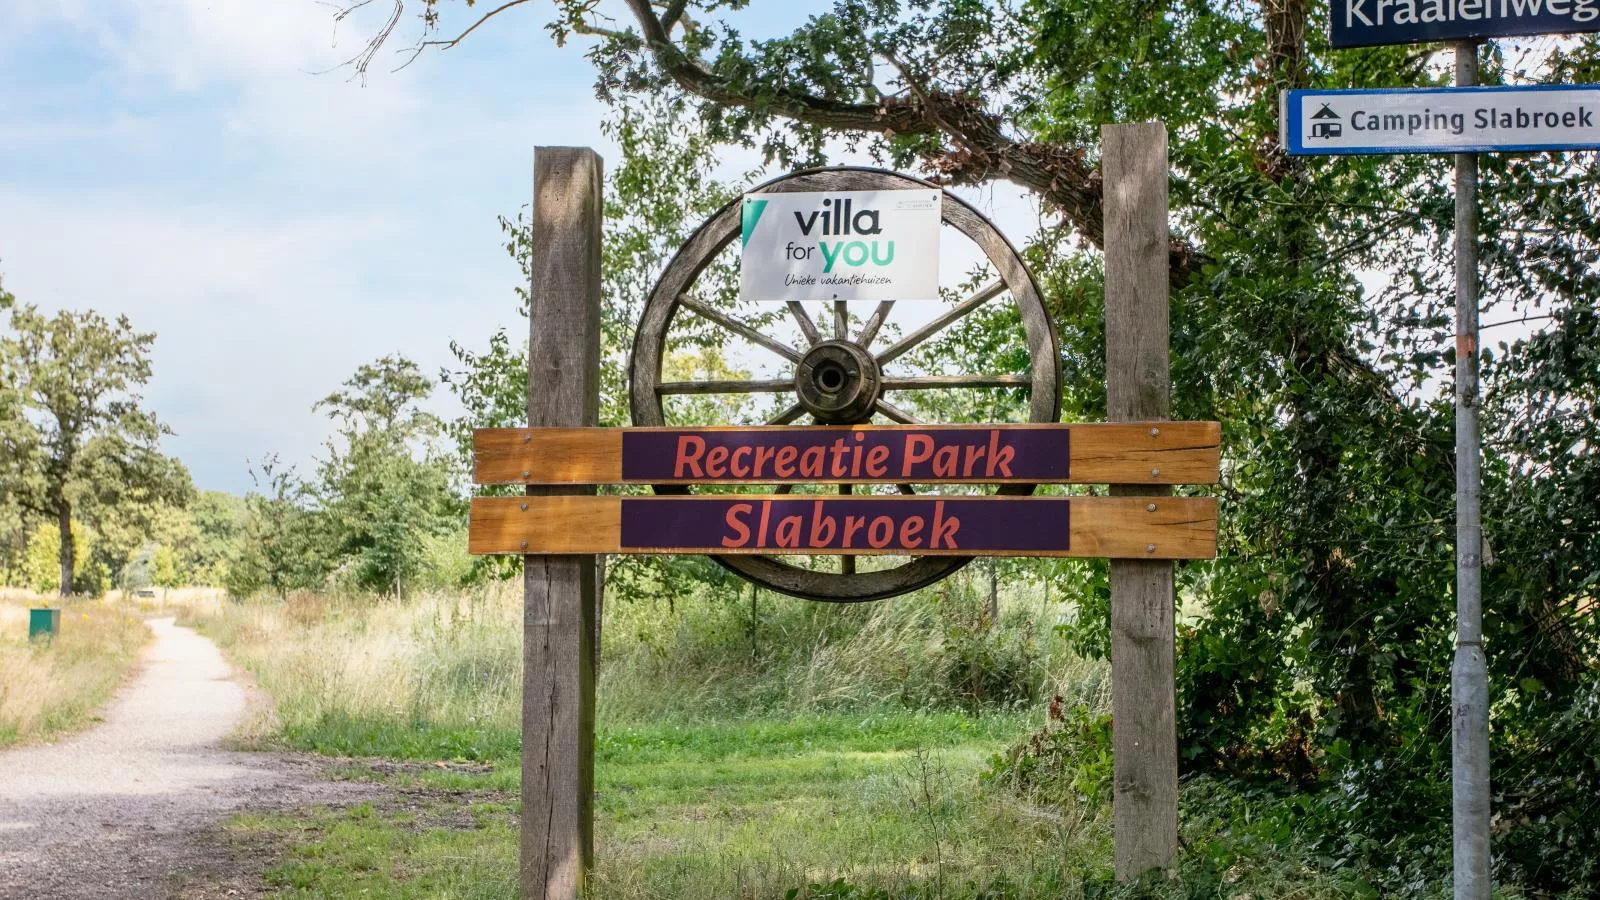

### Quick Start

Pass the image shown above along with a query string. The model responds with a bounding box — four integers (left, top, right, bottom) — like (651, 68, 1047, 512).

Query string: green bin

(28, 608, 60, 642)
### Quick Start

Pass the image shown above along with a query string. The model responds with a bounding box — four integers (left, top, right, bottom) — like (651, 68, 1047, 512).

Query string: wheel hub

(795, 340, 880, 424)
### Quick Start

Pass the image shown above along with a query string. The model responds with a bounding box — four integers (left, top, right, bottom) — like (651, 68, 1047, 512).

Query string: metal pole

(1451, 38, 1491, 900)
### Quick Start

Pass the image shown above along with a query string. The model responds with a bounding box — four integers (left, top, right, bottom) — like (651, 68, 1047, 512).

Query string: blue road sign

(1282, 85, 1600, 155)
(1330, 0, 1600, 48)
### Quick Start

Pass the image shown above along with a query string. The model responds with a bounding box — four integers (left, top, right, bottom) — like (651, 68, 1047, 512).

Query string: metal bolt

(519, 540, 529, 550)
(520, 502, 529, 511)
(1146, 503, 1158, 512)
(1151, 467, 1161, 477)
(523, 433, 532, 443)
(521, 470, 530, 479)
(1150, 427, 1160, 437)
(1146, 544, 1156, 554)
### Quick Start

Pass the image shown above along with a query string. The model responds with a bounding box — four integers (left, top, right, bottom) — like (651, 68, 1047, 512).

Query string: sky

(0, 1, 1045, 496)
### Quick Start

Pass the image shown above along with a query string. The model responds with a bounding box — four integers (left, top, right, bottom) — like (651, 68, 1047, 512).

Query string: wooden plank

(473, 422, 1221, 486)
(1104, 122, 1180, 880)
(469, 495, 1217, 559)
(521, 147, 601, 900)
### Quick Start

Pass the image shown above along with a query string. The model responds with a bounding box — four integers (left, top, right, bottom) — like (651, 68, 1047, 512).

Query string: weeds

(0, 588, 151, 747)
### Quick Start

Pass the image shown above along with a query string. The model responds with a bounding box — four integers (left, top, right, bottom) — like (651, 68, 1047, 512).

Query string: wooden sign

(474, 422, 1220, 486)
(469, 495, 1217, 559)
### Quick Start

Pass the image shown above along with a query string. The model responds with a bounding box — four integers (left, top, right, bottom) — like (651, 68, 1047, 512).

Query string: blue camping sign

(1330, 0, 1600, 48)
(1281, 85, 1600, 155)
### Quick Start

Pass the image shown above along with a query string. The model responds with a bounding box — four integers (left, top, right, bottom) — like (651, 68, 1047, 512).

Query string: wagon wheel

(629, 167, 1061, 602)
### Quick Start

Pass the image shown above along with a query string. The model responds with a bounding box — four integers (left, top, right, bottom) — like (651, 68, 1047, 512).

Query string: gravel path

(0, 617, 360, 899)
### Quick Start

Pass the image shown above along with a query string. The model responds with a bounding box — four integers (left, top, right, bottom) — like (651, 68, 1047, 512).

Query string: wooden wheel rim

(628, 167, 1061, 602)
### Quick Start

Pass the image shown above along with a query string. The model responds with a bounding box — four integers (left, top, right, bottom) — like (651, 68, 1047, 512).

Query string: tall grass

(0, 587, 151, 747)
(176, 572, 1093, 759)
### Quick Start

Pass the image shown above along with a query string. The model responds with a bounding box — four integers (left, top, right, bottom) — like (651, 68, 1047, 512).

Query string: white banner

(739, 189, 941, 302)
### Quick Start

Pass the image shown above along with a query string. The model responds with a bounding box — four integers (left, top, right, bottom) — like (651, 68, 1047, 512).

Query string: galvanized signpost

(481, 127, 1206, 899)
(1294, 9, 1600, 897)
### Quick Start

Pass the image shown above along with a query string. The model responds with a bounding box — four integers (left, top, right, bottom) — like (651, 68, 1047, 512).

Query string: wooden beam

(469, 495, 1218, 559)
(521, 147, 601, 900)
(473, 422, 1221, 486)
(1104, 122, 1180, 879)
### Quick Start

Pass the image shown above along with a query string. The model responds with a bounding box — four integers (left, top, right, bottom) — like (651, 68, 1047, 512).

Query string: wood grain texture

(1104, 122, 1180, 880)
(473, 422, 1220, 486)
(469, 495, 1217, 559)
(521, 147, 601, 900)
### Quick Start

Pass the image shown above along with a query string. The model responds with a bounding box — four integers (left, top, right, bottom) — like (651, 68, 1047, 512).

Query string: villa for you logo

(739, 188, 942, 302)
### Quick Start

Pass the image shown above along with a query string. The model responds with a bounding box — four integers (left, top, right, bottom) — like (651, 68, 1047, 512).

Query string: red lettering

(842, 515, 868, 548)
(867, 516, 894, 548)
(799, 446, 826, 478)
(986, 430, 1015, 477)
(864, 446, 890, 477)
(729, 446, 752, 478)
(930, 501, 960, 549)
(900, 516, 924, 548)
(962, 443, 986, 477)
(774, 446, 798, 477)
(829, 439, 850, 478)
(808, 501, 835, 546)
(675, 435, 706, 477)
(933, 446, 959, 477)
(758, 501, 773, 545)
(705, 446, 729, 477)
(754, 445, 777, 477)
(775, 515, 803, 548)
(903, 434, 934, 476)
(722, 503, 753, 547)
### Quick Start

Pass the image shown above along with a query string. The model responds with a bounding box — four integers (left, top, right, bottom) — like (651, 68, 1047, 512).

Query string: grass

(0, 587, 152, 748)
(170, 578, 1429, 898)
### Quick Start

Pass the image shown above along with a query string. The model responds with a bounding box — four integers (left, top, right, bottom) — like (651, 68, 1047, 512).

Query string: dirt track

(0, 617, 363, 899)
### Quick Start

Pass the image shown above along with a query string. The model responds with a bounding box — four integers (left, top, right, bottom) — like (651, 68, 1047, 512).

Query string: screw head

(1146, 503, 1158, 512)
(523, 433, 532, 443)
(520, 502, 529, 511)
(1146, 544, 1156, 554)
(1150, 468, 1161, 477)
(521, 470, 530, 479)
(1150, 427, 1160, 437)
(519, 540, 529, 550)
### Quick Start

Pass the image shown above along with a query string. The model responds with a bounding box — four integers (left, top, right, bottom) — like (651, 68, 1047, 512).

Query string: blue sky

(0, 0, 1036, 495)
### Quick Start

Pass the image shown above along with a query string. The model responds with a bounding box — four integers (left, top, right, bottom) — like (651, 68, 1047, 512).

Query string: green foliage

(19, 520, 93, 595)
(315, 355, 460, 597)
(224, 456, 331, 599)
(0, 287, 192, 594)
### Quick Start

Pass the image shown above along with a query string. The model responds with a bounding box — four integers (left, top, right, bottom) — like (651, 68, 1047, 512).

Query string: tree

(225, 456, 330, 599)
(352, 3, 1600, 885)
(315, 355, 459, 597)
(0, 289, 191, 595)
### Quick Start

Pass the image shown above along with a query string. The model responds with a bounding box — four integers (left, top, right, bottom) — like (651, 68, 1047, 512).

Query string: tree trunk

(56, 500, 73, 597)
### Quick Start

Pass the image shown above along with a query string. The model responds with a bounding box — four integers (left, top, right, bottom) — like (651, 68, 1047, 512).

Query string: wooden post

(1102, 122, 1179, 879)
(522, 147, 603, 900)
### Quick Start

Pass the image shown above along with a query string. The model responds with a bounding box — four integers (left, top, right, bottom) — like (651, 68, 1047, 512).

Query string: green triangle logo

(741, 199, 768, 248)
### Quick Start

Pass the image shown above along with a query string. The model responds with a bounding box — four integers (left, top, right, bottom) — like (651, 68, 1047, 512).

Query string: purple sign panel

(618, 497, 1071, 554)
(620, 428, 1070, 483)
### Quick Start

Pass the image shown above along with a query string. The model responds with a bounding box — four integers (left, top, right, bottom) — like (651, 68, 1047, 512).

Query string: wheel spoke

(874, 398, 922, 424)
(679, 296, 802, 363)
(833, 300, 849, 341)
(880, 374, 1030, 390)
(875, 279, 1005, 365)
(658, 378, 797, 395)
(774, 483, 794, 495)
(856, 300, 895, 347)
(787, 301, 822, 346)
(768, 402, 807, 425)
